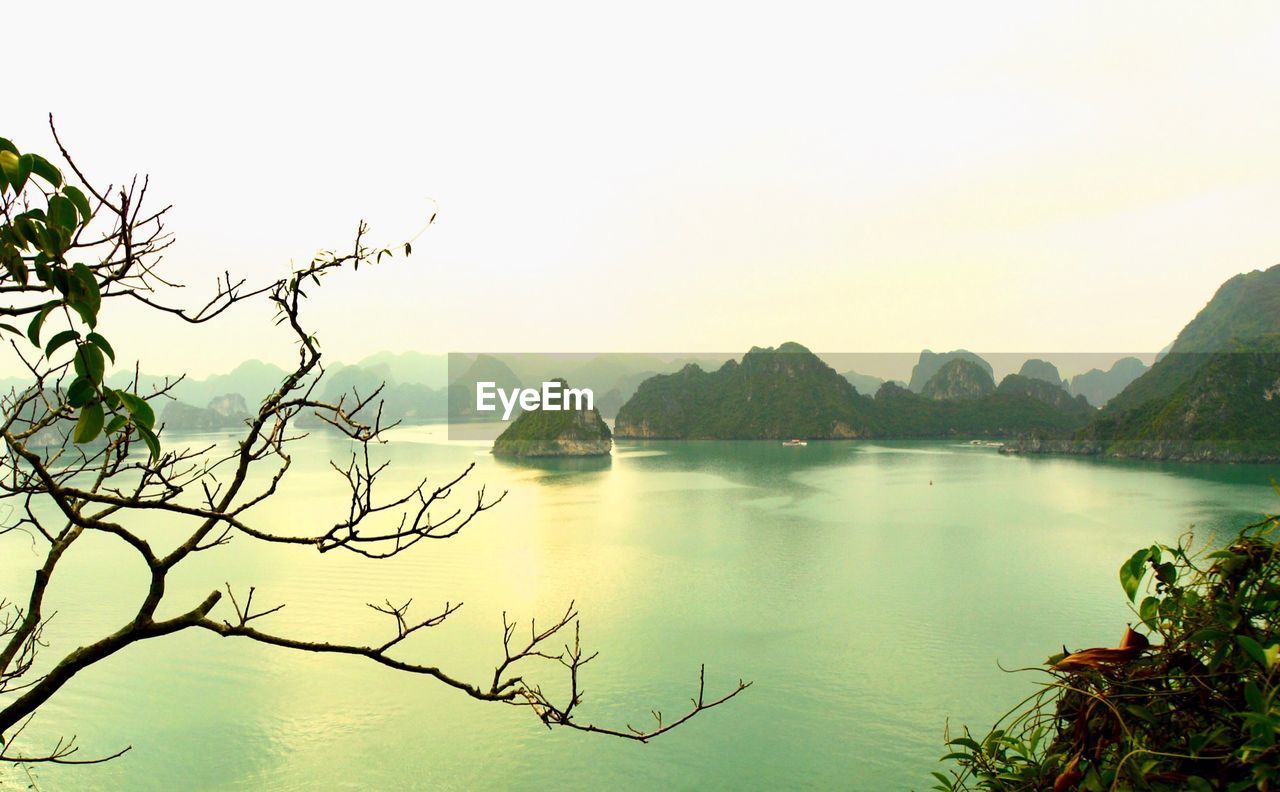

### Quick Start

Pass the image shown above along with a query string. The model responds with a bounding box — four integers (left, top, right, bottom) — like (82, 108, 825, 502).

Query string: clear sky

(6, 1, 1280, 377)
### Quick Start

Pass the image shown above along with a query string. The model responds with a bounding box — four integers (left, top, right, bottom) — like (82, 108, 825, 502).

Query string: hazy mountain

(1068, 357, 1149, 407)
(840, 370, 886, 396)
(105, 360, 290, 410)
(161, 393, 251, 432)
(447, 354, 523, 422)
(1017, 359, 1065, 388)
(907, 350, 994, 393)
(298, 361, 447, 427)
(355, 351, 448, 387)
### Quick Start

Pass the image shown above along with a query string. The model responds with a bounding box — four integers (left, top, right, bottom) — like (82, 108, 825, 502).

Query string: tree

(0, 119, 747, 765)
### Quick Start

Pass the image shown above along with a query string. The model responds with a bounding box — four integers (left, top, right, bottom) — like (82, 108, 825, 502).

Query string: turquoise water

(2, 427, 1277, 790)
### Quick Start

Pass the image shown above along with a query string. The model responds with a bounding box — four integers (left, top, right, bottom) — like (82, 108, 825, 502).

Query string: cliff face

(492, 380, 612, 457)
(907, 350, 994, 393)
(920, 359, 996, 401)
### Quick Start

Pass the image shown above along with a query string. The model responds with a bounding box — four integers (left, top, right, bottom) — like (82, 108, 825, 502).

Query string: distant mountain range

(613, 343, 1094, 441)
(94, 262, 1280, 460)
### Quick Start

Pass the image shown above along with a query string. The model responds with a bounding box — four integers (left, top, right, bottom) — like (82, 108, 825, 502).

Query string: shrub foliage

(938, 493, 1280, 791)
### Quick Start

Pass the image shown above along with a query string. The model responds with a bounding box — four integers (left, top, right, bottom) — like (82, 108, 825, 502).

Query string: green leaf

(44, 329, 80, 358)
(63, 185, 93, 226)
(47, 195, 77, 231)
(946, 737, 983, 753)
(72, 343, 105, 384)
(73, 400, 104, 444)
(1120, 548, 1150, 602)
(26, 301, 58, 346)
(1244, 681, 1266, 713)
(0, 137, 16, 154)
(28, 155, 62, 188)
(105, 414, 127, 434)
(0, 323, 21, 336)
(1237, 635, 1268, 669)
(1138, 596, 1159, 626)
(0, 151, 31, 194)
(1190, 628, 1231, 644)
(135, 422, 161, 461)
(117, 391, 156, 430)
(86, 332, 115, 362)
(66, 376, 95, 408)
(69, 263, 101, 326)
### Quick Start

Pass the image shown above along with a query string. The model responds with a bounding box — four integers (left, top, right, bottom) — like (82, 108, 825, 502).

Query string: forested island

(491, 380, 612, 457)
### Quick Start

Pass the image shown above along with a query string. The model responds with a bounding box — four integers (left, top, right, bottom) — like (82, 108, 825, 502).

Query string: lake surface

(2, 427, 1277, 790)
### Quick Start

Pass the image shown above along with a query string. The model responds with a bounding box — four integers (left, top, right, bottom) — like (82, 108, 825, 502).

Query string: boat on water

(782, 439, 807, 447)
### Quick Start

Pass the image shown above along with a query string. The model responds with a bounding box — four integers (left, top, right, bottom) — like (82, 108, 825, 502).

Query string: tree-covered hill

(1013, 264, 1280, 462)
(492, 380, 612, 457)
(614, 343, 874, 439)
(614, 344, 1095, 441)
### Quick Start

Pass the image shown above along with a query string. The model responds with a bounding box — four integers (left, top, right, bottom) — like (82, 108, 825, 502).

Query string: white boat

(782, 439, 807, 447)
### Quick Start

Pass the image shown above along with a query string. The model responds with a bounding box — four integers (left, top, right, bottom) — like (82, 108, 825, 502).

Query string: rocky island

(491, 380, 612, 457)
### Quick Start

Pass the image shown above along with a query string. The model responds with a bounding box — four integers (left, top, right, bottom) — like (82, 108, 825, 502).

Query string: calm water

(2, 427, 1277, 790)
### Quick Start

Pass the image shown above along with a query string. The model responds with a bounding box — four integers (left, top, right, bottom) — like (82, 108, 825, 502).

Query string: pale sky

(6, 1, 1280, 378)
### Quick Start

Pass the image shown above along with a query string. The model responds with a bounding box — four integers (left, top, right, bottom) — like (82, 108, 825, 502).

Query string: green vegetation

(614, 343, 873, 439)
(936, 502, 1280, 792)
(614, 345, 1094, 441)
(0, 136, 160, 457)
(871, 377, 1093, 439)
(1170, 265, 1280, 355)
(1054, 342, 1280, 463)
(492, 380, 611, 457)
(921, 359, 997, 401)
(1014, 264, 1280, 462)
